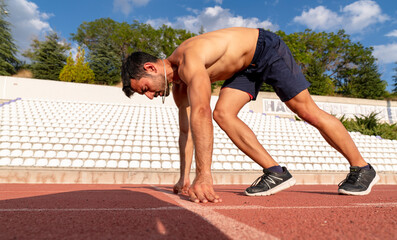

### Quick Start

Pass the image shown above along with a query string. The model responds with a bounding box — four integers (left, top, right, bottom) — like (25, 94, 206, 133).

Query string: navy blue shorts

(221, 29, 310, 102)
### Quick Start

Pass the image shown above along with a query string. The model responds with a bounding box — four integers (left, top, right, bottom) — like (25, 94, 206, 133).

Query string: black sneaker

(245, 167, 296, 196)
(338, 164, 380, 196)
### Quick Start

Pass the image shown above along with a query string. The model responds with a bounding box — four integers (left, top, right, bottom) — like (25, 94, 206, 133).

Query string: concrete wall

(1, 76, 396, 122)
(249, 92, 397, 123)
(0, 76, 225, 110)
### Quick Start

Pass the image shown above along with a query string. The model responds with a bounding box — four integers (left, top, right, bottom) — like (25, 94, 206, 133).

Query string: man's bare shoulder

(168, 27, 259, 83)
(169, 27, 258, 62)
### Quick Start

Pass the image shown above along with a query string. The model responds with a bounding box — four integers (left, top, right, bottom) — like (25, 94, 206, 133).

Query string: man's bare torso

(168, 27, 259, 84)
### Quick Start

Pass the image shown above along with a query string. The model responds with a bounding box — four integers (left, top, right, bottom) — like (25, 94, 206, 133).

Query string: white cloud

(386, 30, 397, 38)
(293, 6, 342, 31)
(342, 0, 389, 33)
(293, 0, 389, 34)
(5, 0, 53, 53)
(373, 43, 397, 64)
(113, 0, 150, 15)
(148, 6, 278, 33)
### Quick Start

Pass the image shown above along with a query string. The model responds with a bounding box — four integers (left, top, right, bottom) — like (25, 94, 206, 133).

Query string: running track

(0, 184, 396, 239)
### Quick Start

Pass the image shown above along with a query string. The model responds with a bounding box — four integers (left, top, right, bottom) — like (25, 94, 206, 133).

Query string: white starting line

(0, 202, 395, 212)
(0, 202, 396, 212)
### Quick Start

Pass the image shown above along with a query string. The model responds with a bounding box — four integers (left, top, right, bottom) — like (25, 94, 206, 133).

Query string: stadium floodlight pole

(162, 59, 168, 104)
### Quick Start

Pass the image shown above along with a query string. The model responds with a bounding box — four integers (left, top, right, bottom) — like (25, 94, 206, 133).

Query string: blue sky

(4, 0, 397, 91)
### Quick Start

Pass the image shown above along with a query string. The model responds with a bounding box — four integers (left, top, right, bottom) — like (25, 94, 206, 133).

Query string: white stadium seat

(162, 161, 172, 169)
(118, 160, 129, 168)
(83, 160, 95, 168)
(72, 160, 84, 167)
(212, 162, 223, 170)
(127, 160, 138, 168)
(1, 98, 396, 176)
(140, 161, 151, 168)
(48, 159, 60, 167)
(60, 159, 72, 167)
(151, 161, 161, 168)
(36, 158, 48, 167)
(23, 158, 36, 167)
(106, 160, 118, 168)
(172, 161, 180, 169)
(10, 158, 23, 166)
(0, 149, 11, 157)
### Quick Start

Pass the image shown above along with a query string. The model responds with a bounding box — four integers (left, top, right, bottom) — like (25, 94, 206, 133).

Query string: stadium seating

(0, 98, 396, 172)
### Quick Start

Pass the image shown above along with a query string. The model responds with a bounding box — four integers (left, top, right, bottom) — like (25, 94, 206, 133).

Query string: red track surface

(0, 184, 396, 239)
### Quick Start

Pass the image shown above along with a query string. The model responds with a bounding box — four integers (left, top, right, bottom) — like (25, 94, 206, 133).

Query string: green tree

(74, 47, 95, 83)
(59, 47, 95, 83)
(278, 29, 385, 98)
(71, 18, 128, 85)
(305, 59, 334, 95)
(71, 18, 195, 85)
(0, 0, 19, 75)
(23, 32, 70, 80)
(59, 52, 76, 81)
(335, 43, 386, 99)
(157, 24, 195, 57)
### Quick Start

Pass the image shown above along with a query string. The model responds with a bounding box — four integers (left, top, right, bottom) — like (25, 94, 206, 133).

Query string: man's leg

(214, 87, 295, 196)
(284, 89, 366, 167)
(284, 89, 379, 195)
(213, 87, 278, 168)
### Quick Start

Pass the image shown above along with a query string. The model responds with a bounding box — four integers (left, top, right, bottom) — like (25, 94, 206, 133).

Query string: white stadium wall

(0, 76, 225, 111)
(251, 92, 397, 124)
(1, 76, 396, 123)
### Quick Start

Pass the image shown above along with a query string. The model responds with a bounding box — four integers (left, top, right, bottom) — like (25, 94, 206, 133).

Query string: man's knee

(296, 109, 321, 127)
(213, 107, 231, 127)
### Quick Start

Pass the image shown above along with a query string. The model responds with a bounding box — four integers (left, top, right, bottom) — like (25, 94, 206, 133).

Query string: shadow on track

(121, 186, 191, 202)
(0, 187, 229, 240)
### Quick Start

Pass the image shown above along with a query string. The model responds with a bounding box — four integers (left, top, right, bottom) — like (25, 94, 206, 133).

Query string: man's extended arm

(172, 83, 193, 194)
(178, 53, 221, 203)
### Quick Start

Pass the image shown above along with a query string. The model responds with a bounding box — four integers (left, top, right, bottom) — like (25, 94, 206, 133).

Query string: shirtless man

(121, 27, 379, 203)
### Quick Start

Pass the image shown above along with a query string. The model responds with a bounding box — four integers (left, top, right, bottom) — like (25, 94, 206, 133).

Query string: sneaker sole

(244, 177, 296, 196)
(338, 174, 380, 196)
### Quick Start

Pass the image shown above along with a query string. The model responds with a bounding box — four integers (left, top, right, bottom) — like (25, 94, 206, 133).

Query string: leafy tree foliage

(0, 0, 19, 75)
(71, 18, 195, 85)
(23, 32, 70, 80)
(334, 43, 386, 99)
(59, 47, 95, 83)
(305, 59, 334, 95)
(59, 52, 75, 82)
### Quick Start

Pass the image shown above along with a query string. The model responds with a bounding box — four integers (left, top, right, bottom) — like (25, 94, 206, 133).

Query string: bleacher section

(1, 98, 396, 175)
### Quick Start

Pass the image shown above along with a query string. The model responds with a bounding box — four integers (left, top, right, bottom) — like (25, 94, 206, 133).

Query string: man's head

(121, 52, 169, 99)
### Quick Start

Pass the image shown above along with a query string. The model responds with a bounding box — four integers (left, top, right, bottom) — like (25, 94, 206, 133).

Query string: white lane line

(1, 202, 395, 212)
(353, 202, 397, 206)
(152, 186, 278, 240)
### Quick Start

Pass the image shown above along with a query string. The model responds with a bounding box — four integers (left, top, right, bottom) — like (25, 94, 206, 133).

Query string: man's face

(130, 73, 169, 100)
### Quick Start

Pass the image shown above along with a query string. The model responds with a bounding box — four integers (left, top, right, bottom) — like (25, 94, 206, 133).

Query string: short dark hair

(121, 52, 159, 98)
